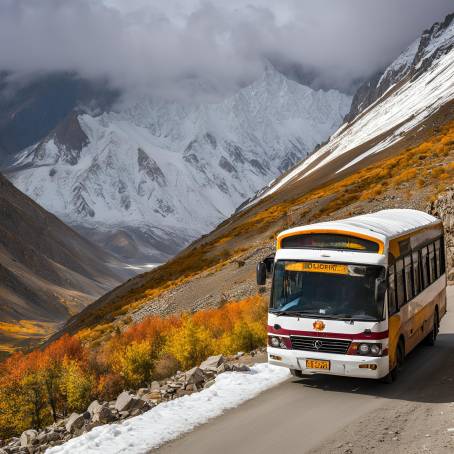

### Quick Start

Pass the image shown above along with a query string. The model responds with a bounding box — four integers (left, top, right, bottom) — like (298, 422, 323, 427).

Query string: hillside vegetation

(0, 296, 266, 438)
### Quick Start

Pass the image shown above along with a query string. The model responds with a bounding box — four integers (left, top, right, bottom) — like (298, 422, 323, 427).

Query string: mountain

(0, 73, 117, 166)
(6, 65, 351, 262)
(0, 171, 129, 357)
(250, 13, 454, 204)
(46, 12, 454, 345)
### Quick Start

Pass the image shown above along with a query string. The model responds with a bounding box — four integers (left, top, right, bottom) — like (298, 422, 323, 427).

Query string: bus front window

(271, 261, 386, 321)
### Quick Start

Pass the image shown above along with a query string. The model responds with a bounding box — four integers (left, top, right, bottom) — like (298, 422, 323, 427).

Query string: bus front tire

(383, 340, 404, 384)
(290, 369, 303, 378)
(424, 309, 439, 346)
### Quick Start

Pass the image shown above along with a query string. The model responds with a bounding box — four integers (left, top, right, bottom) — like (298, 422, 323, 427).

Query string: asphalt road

(156, 286, 453, 454)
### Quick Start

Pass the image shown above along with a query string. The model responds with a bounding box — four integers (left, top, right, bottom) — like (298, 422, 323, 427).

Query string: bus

(257, 209, 447, 382)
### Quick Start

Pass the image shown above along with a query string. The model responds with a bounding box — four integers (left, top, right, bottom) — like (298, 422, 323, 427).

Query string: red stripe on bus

(267, 325, 389, 340)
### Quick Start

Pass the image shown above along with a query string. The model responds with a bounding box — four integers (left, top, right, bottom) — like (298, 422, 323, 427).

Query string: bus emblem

(313, 320, 325, 331)
(314, 340, 323, 350)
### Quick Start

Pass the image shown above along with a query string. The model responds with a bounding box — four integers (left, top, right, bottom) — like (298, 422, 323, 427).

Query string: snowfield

(46, 364, 289, 454)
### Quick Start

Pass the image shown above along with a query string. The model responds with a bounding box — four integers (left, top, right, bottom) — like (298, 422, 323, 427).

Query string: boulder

(115, 391, 146, 413)
(185, 367, 205, 385)
(65, 413, 85, 433)
(150, 381, 160, 391)
(20, 430, 38, 447)
(115, 391, 135, 412)
(200, 355, 224, 370)
(92, 405, 115, 424)
(87, 400, 102, 416)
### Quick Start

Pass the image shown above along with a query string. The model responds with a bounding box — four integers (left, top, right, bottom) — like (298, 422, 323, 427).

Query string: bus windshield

(271, 260, 386, 321)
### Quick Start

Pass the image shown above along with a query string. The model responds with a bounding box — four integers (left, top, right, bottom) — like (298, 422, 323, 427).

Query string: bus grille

(290, 336, 351, 354)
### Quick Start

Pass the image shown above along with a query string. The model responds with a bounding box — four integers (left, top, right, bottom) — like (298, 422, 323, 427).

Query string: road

(156, 286, 454, 454)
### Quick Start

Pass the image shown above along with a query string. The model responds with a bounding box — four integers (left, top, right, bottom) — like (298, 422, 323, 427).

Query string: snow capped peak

(253, 14, 454, 206)
(9, 69, 351, 261)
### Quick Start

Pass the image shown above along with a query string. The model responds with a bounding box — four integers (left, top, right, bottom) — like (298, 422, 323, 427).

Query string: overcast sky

(0, 0, 452, 98)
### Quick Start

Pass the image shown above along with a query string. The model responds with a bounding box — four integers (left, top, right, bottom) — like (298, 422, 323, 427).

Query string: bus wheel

(425, 310, 439, 346)
(383, 341, 404, 384)
(290, 369, 303, 378)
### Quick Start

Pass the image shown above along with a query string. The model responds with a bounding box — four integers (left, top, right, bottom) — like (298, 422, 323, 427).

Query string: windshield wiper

(270, 310, 338, 319)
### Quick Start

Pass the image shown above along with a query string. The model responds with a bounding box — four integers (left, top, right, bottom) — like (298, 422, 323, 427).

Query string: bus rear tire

(290, 369, 303, 378)
(382, 340, 404, 384)
(424, 309, 439, 346)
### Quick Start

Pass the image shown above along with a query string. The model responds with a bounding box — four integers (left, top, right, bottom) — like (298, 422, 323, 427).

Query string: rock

(200, 355, 224, 370)
(87, 400, 102, 416)
(119, 411, 129, 419)
(46, 431, 62, 443)
(137, 388, 150, 398)
(150, 381, 160, 391)
(92, 405, 115, 424)
(19, 430, 38, 447)
(204, 379, 216, 389)
(37, 432, 48, 444)
(216, 363, 226, 374)
(185, 367, 205, 385)
(115, 391, 135, 412)
(65, 413, 85, 433)
(237, 352, 245, 357)
(231, 364, 251, 372)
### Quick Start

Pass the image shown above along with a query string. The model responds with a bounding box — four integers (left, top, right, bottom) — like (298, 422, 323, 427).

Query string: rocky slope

(346, 12, 454, 121)
(7, 65, 351, 262)
(0, 172, 128, 356)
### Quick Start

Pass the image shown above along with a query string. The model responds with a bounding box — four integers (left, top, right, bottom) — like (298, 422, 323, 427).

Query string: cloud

(0, 0, 452, 98)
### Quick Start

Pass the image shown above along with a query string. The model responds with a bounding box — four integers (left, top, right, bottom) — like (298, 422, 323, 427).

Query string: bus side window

(428, 243, 436, 283)
(439, 236, 446, 275)
(412, 250, 420, 296)
(404, 255, 413, 301)
(396, 259, 406, 308)
(388, 265, 397, 315)
(434, 239, 441, 279)
(421, 246, 429, 289)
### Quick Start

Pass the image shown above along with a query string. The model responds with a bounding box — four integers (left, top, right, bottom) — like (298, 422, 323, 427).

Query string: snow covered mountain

(8, 65, 350, 261)
(254, 13, 454, 203)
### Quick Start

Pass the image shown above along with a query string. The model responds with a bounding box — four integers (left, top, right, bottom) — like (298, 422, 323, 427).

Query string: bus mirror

(256, 262, 267, 285)
(375, 277, 387, 302)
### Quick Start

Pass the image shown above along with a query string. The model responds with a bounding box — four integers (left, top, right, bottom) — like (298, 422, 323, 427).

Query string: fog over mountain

(0, 0, 452, 98)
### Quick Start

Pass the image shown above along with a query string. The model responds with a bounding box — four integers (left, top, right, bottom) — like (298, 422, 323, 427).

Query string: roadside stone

(137, 388, 150, 398)
(19, 430, 38, 447)
(115, 391, 137, 412)
(200, 355, 224, 370)
(204, 379, 216, 389)
(65, 413, 85, 433)
(92, 405, 115, 424)
(151, 381, 160, 391)
(185, 367, 205, 385)
(231, 364, 251, 372)
(87, 400, 102, 416)
(119, 411, 129, 419)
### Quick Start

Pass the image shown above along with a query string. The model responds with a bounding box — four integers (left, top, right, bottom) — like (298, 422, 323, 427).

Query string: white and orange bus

(257, 209, 447, 382)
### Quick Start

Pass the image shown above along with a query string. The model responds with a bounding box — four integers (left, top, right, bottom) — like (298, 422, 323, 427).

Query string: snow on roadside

(46, 363, 289, 454)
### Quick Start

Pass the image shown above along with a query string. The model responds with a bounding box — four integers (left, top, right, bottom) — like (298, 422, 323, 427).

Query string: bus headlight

(348, 342, 383, 356)
(268, 336, 289, 349)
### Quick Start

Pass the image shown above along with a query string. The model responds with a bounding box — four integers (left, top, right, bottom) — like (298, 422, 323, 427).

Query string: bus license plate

(306, 359, 330, 370)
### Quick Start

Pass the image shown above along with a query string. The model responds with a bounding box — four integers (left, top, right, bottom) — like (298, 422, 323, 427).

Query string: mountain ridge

(7, 66, 351, 262)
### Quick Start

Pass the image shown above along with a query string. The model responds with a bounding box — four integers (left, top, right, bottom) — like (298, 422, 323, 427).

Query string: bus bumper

(268, 347, 389, 379)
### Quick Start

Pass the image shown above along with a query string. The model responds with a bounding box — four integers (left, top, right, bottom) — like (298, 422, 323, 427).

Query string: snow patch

(46, 364, 289, 454)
